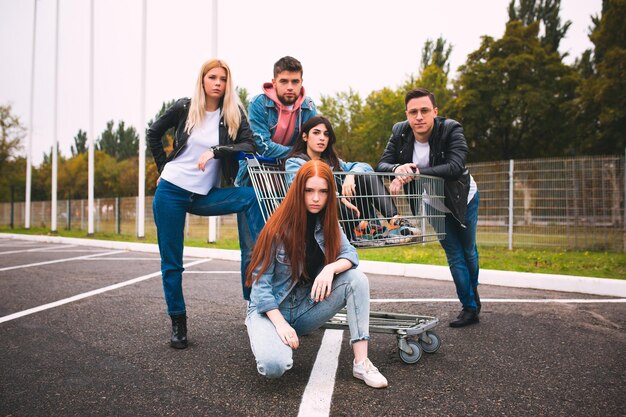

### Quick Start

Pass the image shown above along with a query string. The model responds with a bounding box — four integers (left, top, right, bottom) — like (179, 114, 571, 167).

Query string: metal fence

(469, 155, 624, 252)
(1, 155, 624, 252)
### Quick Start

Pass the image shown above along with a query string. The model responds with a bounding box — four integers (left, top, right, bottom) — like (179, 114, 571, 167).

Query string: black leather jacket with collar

(147, 98, 256, 185)
(376, 117, 471, 226)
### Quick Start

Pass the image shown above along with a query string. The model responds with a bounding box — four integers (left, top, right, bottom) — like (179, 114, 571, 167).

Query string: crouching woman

(244, 160, 388, 388)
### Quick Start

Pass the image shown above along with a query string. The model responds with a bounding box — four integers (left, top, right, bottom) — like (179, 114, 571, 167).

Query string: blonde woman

(148, 59, 263, 349)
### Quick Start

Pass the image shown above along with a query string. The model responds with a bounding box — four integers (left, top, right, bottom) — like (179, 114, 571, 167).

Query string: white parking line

(0, 250, 126, 272)
(298, 329, 344, 417)
(371, 298, 626, 303)
(0, 244, 78, 256)
(0, 258, 210, 324)
(84, 257, 161, 261)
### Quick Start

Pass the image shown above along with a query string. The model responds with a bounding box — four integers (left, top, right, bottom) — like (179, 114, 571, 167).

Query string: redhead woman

(148, 59, 263, 349)
(245, 160, 388, 388)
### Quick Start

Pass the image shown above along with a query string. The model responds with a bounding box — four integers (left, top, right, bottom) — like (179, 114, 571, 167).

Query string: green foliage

(508, 0, 572, 54)
(96, 120, 139, 160)
(355, 88, 405, 167)
(237, 87, 250, 110)
(447, 21, 578, 161)
(318, 89, 364, 162)
(71, 129, 88, 156)
(573, 0, 626, 155)
(0, 104, 25, 202)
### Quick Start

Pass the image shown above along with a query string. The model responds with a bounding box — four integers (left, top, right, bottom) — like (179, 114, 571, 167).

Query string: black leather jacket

(147, 98, 256, 185)
(377, 117, 471, 226)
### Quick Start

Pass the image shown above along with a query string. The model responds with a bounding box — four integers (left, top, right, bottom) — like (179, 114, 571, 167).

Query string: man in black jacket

(377, 88, 481, 328)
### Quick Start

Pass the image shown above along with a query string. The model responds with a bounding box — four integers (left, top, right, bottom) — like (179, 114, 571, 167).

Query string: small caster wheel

(398, 339, 422, 364)
(420, 331, 441, 354)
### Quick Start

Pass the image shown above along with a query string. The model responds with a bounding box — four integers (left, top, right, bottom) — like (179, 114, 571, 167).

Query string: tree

(71, 129, 87, 156)
(574, 0, 626, 154)
(355, 88, 405, 167)
(508, 0, 572, 55)
(96, 120, 139, 160)
(237, 87, 250, 110)
(0, 104, 25, 172)
(447, 21, 578, 161)
(404, 37, 454, 111)
(318, 89, 364, 162)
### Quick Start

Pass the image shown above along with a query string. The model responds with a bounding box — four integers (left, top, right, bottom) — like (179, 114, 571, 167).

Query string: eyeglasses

(406, 108, 433, 118)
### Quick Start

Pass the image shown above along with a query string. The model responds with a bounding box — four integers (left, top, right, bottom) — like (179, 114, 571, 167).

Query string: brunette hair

(186, 59, 245, 138)
(288, 116, 342, 170)
(273, 56, 303, 78)
(404, 87, 437, 108)
(245, 160, 340, 286)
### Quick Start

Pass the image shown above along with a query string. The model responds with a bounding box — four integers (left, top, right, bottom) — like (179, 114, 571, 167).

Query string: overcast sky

(0, 0, 602, 164)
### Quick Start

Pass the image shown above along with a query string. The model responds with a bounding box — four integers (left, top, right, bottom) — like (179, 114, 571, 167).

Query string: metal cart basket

(246, 156, 444, 363)
(247, 157, 447, 248)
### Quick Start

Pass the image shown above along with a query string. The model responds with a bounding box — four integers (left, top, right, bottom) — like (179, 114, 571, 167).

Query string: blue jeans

(439, 192, 480, 310)
(245, 269, 370, 379)
(152, 179, 264, 315)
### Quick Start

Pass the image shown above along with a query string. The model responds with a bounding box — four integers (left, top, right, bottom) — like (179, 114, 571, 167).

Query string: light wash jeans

(153, 179, 264, 315)
(245, 268, 370, 379)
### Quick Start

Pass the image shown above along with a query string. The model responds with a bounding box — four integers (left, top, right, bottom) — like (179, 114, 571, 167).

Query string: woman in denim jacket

(285, 116, 418, 245)
(245, 160, 388, 388)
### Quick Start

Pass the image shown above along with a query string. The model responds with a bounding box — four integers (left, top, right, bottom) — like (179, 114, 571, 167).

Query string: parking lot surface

(1, 238, 624, 416)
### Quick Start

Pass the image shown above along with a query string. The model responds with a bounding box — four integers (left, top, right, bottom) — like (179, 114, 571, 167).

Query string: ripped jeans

(245, 268, 370, 379)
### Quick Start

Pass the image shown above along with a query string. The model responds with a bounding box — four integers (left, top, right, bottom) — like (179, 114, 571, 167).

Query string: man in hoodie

(235, 56, 317, 186)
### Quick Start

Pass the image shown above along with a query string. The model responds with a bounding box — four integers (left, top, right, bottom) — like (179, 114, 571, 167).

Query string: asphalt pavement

(0, 238, 624, 417)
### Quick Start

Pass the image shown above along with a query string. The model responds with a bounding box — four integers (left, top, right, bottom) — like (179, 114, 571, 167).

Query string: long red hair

(246, 160, 340, 286)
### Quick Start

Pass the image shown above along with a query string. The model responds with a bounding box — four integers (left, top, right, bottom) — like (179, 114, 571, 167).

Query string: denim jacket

(249, 219, 359, 314)
(284, 154, 373, 187)
(235, 93, 317, 186)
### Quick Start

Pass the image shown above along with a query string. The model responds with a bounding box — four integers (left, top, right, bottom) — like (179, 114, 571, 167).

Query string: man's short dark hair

(405, 88, 437, 108)
(273, 56, 303, 78)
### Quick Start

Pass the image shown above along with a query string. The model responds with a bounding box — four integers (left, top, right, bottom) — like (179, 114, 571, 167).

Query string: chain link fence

(2, 155, 624, 252)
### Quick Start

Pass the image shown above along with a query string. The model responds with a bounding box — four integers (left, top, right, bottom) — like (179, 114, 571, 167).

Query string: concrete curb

(2, 233, 625, 297)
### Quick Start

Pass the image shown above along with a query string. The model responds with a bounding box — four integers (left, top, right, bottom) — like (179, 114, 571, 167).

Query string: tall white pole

(25, 0, 38, 229)
(137, 0, 147, 238)
(211, 0, 218, 58)
(88, 0, 95, 235)
(51, 0, 60, 232)
(208, 0, 218, 238)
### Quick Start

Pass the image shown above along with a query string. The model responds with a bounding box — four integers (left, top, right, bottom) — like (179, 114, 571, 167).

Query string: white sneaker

(353, 358, 388, 388)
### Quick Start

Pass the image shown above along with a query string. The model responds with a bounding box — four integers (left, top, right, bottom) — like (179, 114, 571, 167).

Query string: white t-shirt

(161, 110, 222, 195)
(412, 139, 477, 211)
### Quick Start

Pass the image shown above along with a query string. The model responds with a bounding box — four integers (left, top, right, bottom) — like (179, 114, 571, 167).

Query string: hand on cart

(390, 163, 419, 194)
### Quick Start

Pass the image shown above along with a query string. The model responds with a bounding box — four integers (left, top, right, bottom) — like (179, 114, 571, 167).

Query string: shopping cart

(246, 155, 444, 363)
(246, 157, 446, 248)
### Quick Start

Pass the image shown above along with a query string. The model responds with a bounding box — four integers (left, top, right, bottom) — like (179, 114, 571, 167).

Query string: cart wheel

(398, 340, 422, 364)
(420, 331, 441, 354)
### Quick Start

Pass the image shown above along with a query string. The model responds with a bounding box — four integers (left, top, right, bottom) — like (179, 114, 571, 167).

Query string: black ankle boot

(170, 314, 188, 349)
(474, 286, 482, 315)
(449, 308, 479, 328)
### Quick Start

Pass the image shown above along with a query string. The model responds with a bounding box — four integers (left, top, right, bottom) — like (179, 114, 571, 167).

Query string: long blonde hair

(185, 59, 245, 138)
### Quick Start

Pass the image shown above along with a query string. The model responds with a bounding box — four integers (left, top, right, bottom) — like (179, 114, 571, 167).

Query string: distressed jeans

(153, 179, 264, 315)
(245, 268, 370, 379)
